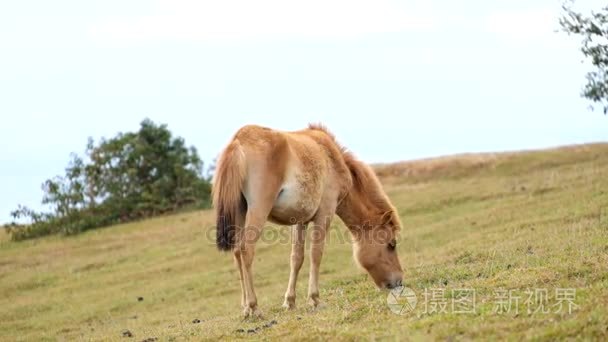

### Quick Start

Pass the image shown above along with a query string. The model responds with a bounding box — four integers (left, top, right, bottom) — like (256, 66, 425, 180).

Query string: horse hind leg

(237, 139, 288, 317)
(232, 211, 246, 311)
(238, 172, 281, 317)
(238, 203, 276, 318)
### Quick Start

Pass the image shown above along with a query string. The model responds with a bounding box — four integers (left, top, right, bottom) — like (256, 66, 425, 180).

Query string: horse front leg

(283, 222, 307, 309)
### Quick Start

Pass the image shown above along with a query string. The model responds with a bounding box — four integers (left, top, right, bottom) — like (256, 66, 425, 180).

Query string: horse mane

(307, 124, 401, 231)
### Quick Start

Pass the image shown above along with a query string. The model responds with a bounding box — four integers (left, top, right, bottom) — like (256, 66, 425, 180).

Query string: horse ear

(379, 210, 394, 227)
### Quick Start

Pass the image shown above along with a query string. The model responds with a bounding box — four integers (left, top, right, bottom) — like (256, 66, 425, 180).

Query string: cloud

(89, 0, 439, 43)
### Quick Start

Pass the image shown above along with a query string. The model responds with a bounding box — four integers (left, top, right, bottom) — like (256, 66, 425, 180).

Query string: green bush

(8, 119, 212, 241)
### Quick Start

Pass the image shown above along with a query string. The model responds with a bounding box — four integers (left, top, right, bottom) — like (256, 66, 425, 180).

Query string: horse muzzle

(385, 278, 403, 289)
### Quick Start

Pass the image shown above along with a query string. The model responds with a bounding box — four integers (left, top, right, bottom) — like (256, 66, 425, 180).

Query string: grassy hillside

(1, 144, 607, 341)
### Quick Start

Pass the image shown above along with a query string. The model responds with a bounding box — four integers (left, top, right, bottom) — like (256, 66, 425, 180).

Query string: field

(1, 144, 608, 341)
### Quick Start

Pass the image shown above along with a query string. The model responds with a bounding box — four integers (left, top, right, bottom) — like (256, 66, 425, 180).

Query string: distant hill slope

(374, 143, 608, 182)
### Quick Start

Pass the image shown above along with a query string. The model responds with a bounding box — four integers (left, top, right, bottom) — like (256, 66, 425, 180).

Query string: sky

(0, 0, 606, 223)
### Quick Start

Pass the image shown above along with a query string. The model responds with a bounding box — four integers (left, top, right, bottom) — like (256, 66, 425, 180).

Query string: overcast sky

(0, 0, 606, 223)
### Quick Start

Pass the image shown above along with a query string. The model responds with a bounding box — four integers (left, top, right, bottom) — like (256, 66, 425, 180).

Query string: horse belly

(270, 181, 322, 224)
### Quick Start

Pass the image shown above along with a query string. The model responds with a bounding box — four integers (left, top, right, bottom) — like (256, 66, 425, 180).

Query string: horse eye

(388, 239, 396, 251)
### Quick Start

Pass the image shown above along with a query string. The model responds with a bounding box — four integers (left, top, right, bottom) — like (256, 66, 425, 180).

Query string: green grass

(1, 144, 608, 341)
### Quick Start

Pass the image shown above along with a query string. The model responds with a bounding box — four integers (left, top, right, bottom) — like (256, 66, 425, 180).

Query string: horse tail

(212, 139, 247, 251)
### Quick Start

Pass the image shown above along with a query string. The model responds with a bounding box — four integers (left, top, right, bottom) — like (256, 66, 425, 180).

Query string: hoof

(242, 306, 263, 319)
(282, 295, 296, 310)
(309, 301, 326, 310)
(282, 300, 296, 310)
(308, 295, 324, 310)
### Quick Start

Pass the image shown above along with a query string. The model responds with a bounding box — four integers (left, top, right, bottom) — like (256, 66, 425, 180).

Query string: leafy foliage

(561, 2, 608, 113)
(7, 119, 211, 240)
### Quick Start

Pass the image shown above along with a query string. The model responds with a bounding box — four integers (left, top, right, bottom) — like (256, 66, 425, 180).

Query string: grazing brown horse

(213, 124, 403, 317)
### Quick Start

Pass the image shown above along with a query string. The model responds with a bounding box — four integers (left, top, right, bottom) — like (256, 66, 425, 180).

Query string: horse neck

(336, 188, 383, 237)
(336, 154, 393, 236)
